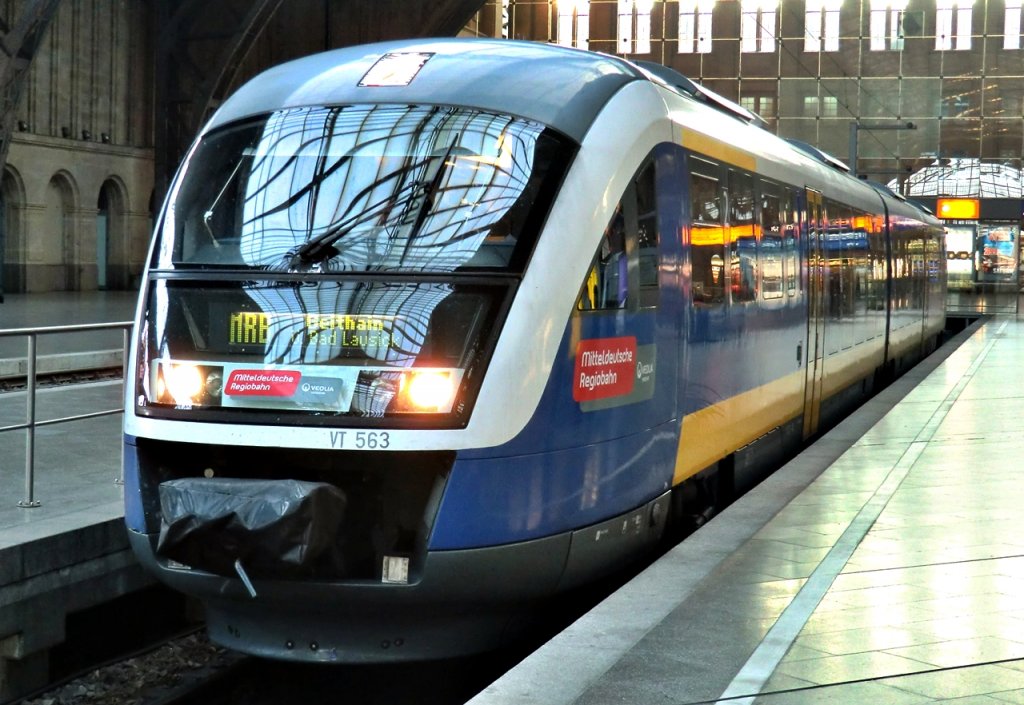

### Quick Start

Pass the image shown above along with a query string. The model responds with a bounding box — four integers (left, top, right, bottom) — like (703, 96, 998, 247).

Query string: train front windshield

(137, 104, 573, 425)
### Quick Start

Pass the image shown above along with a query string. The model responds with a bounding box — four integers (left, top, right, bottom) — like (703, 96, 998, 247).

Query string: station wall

(1, 0, 153, 294)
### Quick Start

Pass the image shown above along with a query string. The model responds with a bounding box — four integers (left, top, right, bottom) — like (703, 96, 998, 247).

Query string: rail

(0, 321, 132, 508)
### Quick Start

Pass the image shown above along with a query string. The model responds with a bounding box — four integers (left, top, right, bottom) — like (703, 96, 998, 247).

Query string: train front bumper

(126, 485, 668, 662)
(128, 527, 571, 662)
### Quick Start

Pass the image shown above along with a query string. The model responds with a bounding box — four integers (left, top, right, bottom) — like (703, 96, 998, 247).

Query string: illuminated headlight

(395, 370, 458, 413)
(156, 362, 224, 406)
(406, 370, 454, 411)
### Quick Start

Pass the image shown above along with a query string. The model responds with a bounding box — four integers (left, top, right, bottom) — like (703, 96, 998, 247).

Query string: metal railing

(0, 321, 132, 507)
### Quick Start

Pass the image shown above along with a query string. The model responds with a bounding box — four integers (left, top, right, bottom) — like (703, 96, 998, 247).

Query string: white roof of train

(206, 37, 939, 227)
(206, 38, 645, 143)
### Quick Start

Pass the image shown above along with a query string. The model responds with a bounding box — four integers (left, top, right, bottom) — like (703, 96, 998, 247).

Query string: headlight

(352, 368, 461, 415)
(402, 370, 455, 412)
(164, 364, 204, 404)
(204, 371, 223, 397)
(156, 362, 224, 406)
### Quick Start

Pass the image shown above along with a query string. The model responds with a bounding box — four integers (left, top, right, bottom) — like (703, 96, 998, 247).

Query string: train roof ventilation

(784, 138, 851, 173)
(631, 60, 767, 128)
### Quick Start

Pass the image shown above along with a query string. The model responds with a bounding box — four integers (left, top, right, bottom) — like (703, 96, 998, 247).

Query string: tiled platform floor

(473, 316, 1024, 705)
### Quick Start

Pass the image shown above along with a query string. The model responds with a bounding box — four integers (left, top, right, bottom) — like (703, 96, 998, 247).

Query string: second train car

(123, 38, 946, 661)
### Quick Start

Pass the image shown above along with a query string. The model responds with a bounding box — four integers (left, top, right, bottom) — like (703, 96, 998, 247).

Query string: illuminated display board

(937, 198, 980, 220)
(228, 312, 393, 349)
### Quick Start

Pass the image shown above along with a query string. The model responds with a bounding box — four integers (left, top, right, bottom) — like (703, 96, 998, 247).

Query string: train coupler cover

(156, 477, 347, 578)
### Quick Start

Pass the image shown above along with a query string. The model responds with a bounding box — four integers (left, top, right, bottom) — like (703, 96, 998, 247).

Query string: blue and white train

(123, 38, 946, 662)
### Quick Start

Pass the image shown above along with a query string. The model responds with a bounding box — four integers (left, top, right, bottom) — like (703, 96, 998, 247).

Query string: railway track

(15, 629, 240, 705)
(139, 652, 528, 705)
(13, 567, 638, 705)
(0, 366, 124, 392)
(19, 633, 543, 705)
(132, 653, 253, 705)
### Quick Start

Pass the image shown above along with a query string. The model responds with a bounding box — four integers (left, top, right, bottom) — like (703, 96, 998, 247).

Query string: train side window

(578, 203, 628, 310)
(690, 169, 725, 305)
(868, 215, 886, 313)
(635, 161, 659, 308)
(849, 208, 871, 330)
(729, 170, 757, 303)
(760, 184, 783, 300)
(782, 189, 799, 296)
(827, 201, 855, 323)
(892, 235, 909, 313)
(577, 159, 659, 312)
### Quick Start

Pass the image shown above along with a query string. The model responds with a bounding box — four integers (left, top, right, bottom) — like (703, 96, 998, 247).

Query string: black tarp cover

(157, 477, 347, 577)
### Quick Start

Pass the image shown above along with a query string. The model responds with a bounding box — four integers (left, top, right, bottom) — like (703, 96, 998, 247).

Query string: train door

(802, 190, 826, 439)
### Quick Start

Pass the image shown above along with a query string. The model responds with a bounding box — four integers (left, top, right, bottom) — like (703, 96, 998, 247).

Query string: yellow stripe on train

(673, 370, 803, 485)
(673, 338, 889, 486)
(678, 127, 757, 172)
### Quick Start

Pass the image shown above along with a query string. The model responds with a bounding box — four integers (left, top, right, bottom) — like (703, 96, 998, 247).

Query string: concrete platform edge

(0, 349, 123, 379)
(0, 515, 156, 697)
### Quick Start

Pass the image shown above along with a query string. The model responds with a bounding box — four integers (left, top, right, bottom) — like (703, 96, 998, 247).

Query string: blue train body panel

(432, 143, 688, 549)
(432, 421, 678, 549)
(122, 435, 144, 532)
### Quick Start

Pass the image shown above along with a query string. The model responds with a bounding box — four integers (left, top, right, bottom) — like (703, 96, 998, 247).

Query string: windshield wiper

(282, 167, 422, 268)
(202, 159, 246, 249)
(398, 136, 458, 267)
(285, 137, 459, 269)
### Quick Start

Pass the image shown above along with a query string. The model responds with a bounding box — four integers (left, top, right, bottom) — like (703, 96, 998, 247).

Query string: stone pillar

(70, 206, 100, 291)
(20, 203, 54, 293)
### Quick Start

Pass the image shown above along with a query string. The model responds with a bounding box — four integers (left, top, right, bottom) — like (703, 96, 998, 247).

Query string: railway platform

(0, 290, 146, 699)
(471, 314, 1024, 705)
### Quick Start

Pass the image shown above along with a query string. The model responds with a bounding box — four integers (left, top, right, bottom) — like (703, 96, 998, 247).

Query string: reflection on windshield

(163, 105, 560, 273)
(244, 281, 453, 366)
(244, 281, 457, 415)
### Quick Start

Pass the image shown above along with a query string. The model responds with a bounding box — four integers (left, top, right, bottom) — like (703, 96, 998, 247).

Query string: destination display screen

(136, 279, 502, 422)
(227, 313, 394, 351)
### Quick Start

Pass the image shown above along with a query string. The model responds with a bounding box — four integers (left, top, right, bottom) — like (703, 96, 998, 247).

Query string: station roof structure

(890, 159, 1024, 199)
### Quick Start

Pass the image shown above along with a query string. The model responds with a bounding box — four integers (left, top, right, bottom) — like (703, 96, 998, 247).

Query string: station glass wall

(471, 0, 1024, 311)
(481, 0, 1024, 189)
